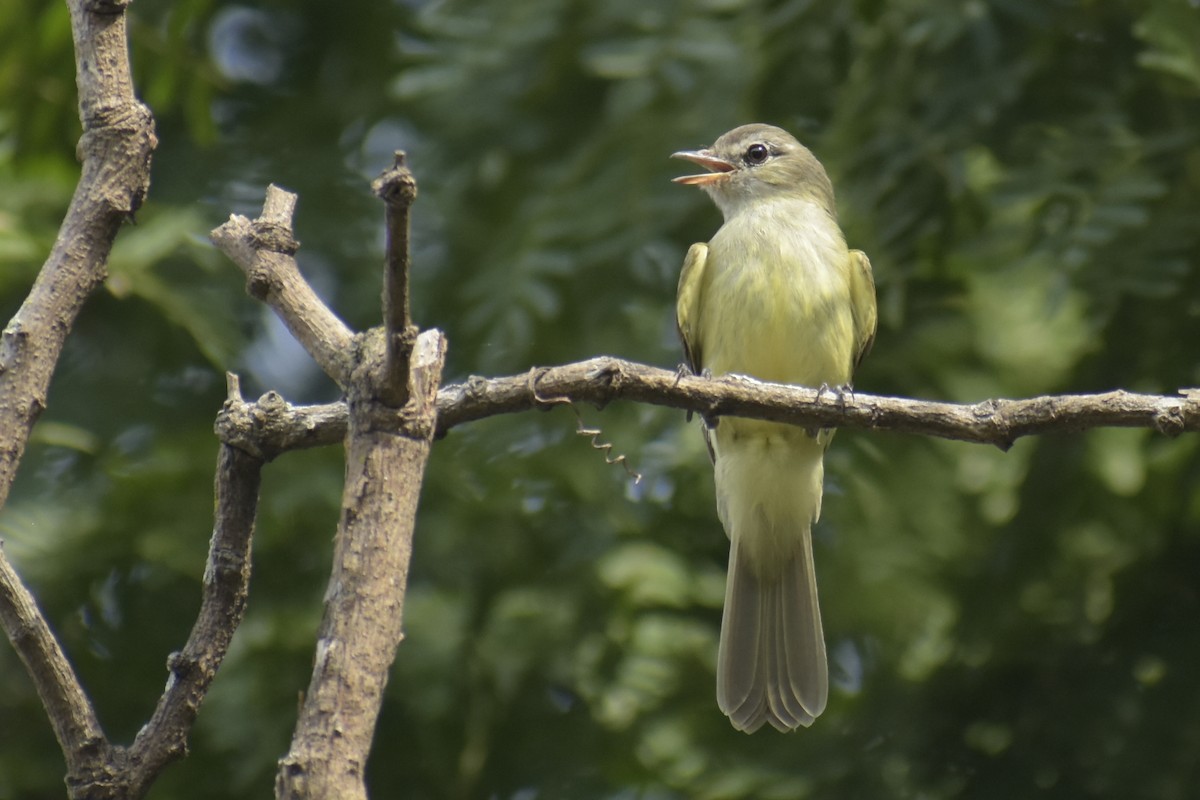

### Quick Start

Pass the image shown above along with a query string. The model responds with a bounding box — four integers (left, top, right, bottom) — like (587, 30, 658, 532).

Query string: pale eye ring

(745, 143, 770, 165)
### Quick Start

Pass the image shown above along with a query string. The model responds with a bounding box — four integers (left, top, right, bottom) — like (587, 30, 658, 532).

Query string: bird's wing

(848, 248, 877, 370)
(676, 242, 709, 375)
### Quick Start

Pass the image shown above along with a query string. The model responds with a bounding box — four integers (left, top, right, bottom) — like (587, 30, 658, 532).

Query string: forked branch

(213, 158, 449, 800)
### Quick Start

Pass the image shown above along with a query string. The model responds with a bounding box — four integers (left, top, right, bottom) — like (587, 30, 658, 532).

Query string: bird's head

(672, 124, 835, 219)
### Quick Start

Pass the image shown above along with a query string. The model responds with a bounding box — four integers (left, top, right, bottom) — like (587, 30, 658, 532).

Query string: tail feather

(779, 540, 827, 723)
(711, 424, 829, 732)
(717, 534, 827, 732)
(716, 546, 763, 728)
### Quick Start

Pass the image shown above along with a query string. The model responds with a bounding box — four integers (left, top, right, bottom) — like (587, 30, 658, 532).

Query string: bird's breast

(698, 202, 855, 389)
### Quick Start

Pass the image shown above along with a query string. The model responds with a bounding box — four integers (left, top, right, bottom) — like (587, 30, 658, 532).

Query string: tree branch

(215, 385, 346, 461)
(0, 546, 114, 793)
(275, 329, 446, 800)
(3, 380, 264, 800)
(124, 401, 263, 796)
(0, 0, 155, 512)
(0, 0, 154, 794)
(215, 169, 451, 800)
(3, 5, 268, 795)
(372, 151, 420, 407)
(210, 185, 355, 389)
(215, 357, 1200, 456)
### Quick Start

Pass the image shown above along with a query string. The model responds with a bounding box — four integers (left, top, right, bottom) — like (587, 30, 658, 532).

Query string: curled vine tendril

(527, 368, 643, 484)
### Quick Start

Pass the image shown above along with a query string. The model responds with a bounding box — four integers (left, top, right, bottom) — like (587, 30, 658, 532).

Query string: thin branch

(0, 547, 114, 791)
(125, 401, 263, 796)
(436, 359, 1200, 447)
(210, 185, 355, 389)
(215, 357, 1200, 456)
(371, 151, 420, 407)
(0, 0, 155, 512)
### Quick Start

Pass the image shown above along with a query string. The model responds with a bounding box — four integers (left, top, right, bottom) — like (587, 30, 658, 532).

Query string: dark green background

(3, 0, 1199, 797)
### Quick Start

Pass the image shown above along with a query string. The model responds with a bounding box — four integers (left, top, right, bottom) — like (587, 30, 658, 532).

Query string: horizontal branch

(215, 384, 346, 461)
(216, 356, 1200, 455)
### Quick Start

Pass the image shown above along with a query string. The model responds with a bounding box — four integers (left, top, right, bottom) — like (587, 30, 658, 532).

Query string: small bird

(672, 124, 876, 732)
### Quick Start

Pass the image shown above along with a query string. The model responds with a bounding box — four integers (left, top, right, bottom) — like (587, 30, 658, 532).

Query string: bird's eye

(744, 143, 770, 165)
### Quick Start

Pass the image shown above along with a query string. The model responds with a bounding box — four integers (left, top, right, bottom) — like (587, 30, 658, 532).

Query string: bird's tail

(713, 427, 828, 732)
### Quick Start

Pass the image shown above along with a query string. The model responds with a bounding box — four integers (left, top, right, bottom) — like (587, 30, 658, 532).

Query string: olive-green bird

(672, 124, 876, 732)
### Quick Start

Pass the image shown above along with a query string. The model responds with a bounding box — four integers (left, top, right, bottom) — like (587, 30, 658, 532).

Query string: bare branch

(371, 151, 420, 406)
(215, 357, 1200, 456)
(0, 0, 156, 511)
(215, 375, 347, 460)
(0, 548, 114, 792)
(437, 359, 1200, 447)
(276, 329, 447, 800)
(124, 434, 263, 796)
(3, 380, 264, 800)
(210, 185, 355, 388)
(0, 0, 154, 794)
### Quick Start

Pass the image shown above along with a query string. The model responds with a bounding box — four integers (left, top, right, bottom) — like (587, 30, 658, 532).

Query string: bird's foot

(698, 368, 720, 428)
(836, 382, 855, 411)
(677, 364, 714, 423)
(815, 382, 855, 411)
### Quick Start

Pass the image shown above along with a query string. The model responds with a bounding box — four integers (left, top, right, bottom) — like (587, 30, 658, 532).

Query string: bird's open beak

(671, 149, 735, 185)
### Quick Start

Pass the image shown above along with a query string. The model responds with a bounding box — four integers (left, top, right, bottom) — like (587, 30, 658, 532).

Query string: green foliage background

(3, 0, 1200, 797)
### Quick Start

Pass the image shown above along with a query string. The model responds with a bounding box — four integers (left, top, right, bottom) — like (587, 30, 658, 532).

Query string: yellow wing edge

(848, 248, 877, 370)
(676, 242, 709, 375)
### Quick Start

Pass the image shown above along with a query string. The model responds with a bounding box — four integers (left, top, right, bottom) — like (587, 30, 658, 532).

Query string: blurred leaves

(106, 207, 246, 368)
(1135, 0, 1200, 90)
(3, 0, 1200, 798)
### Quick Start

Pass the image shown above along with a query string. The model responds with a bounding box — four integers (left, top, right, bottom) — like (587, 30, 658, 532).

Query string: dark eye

(745, 143, 770, 165)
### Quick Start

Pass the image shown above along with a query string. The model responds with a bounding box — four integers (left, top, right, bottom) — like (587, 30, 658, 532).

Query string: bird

(672, 123, 876, 732)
